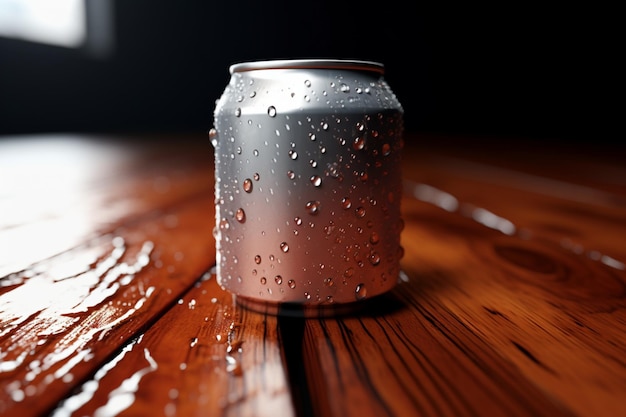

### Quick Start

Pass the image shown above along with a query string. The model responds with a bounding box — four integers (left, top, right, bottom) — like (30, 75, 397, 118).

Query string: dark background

(0, 1, 620, 144)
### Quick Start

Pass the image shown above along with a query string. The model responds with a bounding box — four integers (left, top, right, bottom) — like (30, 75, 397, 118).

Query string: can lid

(229, 59, 385, 75)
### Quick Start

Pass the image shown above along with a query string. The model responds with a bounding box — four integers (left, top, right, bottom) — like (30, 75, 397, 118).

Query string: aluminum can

(210, 59, 404, 316)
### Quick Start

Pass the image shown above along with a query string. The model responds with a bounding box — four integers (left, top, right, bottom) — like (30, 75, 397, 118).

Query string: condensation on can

(209, 59, 405, 317)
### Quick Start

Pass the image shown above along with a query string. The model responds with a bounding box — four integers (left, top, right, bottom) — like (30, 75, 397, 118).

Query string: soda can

(209, 59, 404, 316)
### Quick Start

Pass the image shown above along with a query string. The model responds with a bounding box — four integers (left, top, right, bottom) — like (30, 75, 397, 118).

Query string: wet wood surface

(1, 132, 625, 417)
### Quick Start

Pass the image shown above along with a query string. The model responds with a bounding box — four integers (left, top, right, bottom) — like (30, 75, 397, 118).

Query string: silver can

(210, 59, 404, 316)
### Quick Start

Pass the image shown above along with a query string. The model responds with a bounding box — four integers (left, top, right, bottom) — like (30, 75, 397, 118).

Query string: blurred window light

(0, 0, 86, 48)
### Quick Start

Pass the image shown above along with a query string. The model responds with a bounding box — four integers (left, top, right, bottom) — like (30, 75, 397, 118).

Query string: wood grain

(50, 273, 294, 417)
(295, 201, 624, 416)
(1, 132, 625, 417)
(0, 134, 219, 416)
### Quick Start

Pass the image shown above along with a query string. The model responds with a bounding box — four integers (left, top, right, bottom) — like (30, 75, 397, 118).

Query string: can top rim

(229, 59, 385, 75)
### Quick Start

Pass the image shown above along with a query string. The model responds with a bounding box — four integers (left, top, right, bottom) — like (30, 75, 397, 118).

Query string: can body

(210, 59, 404, 316)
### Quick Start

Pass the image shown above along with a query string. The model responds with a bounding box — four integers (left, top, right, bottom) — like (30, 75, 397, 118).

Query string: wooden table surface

(1, 132, 625, 417)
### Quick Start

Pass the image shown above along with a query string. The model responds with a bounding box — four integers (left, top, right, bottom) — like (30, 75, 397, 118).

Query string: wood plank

(50, 273, 294, 417)
(402, 142, 626, 269)
(296, 171, 626, 417)
(0, 134, 214, 277)
(0, 134, 220, 416)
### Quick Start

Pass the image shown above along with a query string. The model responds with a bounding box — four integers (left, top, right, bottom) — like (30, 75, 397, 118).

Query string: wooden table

(1, 132, 625, 417)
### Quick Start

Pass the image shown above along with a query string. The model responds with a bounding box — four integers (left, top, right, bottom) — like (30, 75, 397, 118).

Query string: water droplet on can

(353, 136, 365, 150)
(243, 178, 253, 193)
(369, 251, 381, 266)
(355, 283, 367, 300)
(305, 201, 320, 215)
(310, 175, 322, 187)
(208, 128, 218, 146)
(235, 208, 246, 223)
